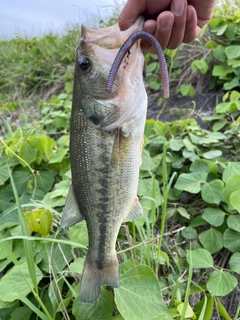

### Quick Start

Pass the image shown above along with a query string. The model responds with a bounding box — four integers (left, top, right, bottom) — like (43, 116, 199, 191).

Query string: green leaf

(10, 307, 32, 320)
(169, 138, 184, 151)
(227, 215, 240, 232)
(24, 208, 52, 237)
(186, 249, 213, 268)
(230, 190, 240, 213)
(72, 288, 114, 320)
(202, 208, 225, 227)
(202, 150, 222, 159)
(215, 297, 232, 320)
(19, 142, 37, 166)
(190, 160, 209, 174)
(199, 228, 223, 253)
(182, 226, 197, 239)
(191, 60, 208, 74)
(38, 240, 73, 273)
(115, 265, 167, 320)
(206, 270, 237, 296)
(223, 174, 240, 210)
(194, 294, 213, 320)
(12, 171, 33, 194)
(0, 260, 43, 302)
(69, 257, 85, 273)
(179, 85, 195, 97)
(146, 62, 159, 73)
(174, 171, 208, 194)
(201, 180, 224, 205)
(225, 45, 240, 60)
(222, 163, 240, 182)
(177, 302, 194, 318)
(229, 253, 240, 274)
(216, 102, 231, 113)
(212, 65, 232, 78)
(213, 46, 226, 62)
(224, 228, 240, 252)
(70, 221, 89, 248)
(223, 78, 239, 91)
(0, 158, 10, 185)
(178, 207, 190, 219)
(48, 148, 68, 164)
(36, 171, 55, 193)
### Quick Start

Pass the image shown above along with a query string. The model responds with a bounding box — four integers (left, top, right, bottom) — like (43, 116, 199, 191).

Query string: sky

(0, 0, 125, 39)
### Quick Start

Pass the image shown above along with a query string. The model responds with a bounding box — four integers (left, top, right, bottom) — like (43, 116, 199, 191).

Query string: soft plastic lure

(106, 30, 169, 99)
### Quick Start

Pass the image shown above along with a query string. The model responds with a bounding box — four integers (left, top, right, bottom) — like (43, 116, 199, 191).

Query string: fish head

(74, 16, 147, 130)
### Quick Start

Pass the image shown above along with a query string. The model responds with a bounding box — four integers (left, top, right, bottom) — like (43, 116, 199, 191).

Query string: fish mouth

(81, 16, 144, 49)
(80, 16, 144, 77)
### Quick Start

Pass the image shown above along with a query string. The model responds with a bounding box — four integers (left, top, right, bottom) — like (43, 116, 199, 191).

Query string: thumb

(118, 0, 147, 30)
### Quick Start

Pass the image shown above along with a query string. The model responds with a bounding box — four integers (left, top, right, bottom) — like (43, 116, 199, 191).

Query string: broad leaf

(10, 307, 32, 320)
(222, 163, 240, 182)
(202, 150, 222, 159)
(224, 228, 240, 252)
(174, 171, 208, 194)
(0, 260, 43, 302)
(202, 208, 225, 226)
(72, 289, 114, 320)
(223, 174, 240, 210)
(206, 270, 237, 296)
(229, 253, 240, 274)
(186, 249, 213, 268)
(182, 226, 197, 239)
(227, 215, 240, 232)
(0, 159, 10, 185)
(12, 171, 33, 195)
(36, 171, 55, 193)
(230, 190, 240, 213)
(201, 180, 224, 204)
(115, 265, 167, 320)
(199, 228, 223, 253)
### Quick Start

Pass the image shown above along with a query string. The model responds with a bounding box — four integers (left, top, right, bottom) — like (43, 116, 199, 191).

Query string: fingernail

(173, 0, 185, 16)
(160, 16, 173, 31)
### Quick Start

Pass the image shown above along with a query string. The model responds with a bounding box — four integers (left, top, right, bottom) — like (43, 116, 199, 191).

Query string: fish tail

(80, 254, 119, 304)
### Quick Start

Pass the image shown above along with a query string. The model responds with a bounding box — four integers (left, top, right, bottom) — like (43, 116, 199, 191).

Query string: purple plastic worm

(106, 30, 169, 99)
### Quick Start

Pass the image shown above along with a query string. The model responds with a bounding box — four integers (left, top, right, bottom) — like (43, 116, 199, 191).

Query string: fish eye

(78, 56, 92, 72)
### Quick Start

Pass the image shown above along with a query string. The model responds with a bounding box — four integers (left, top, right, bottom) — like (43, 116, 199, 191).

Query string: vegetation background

(0, 1, 240, 319)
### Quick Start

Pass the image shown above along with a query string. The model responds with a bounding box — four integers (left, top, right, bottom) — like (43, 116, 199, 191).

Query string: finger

(141, 20, 157, 50)
(183, 5, 198, 43)
(154, 12, 174, 50)
(188, 0, 217, 28)
(167, 0, 187, 49)
(118, 0, 147, 31)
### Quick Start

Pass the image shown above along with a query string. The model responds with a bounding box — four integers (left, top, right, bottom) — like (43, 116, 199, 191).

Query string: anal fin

(124, 197, 143, 222)
(60, 184, 84, 229)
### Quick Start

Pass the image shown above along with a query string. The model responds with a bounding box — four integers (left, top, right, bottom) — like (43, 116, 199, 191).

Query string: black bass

(61, 16, 168, 304)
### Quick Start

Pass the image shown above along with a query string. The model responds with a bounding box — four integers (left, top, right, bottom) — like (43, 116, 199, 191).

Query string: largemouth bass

(61, 16, 168, 304)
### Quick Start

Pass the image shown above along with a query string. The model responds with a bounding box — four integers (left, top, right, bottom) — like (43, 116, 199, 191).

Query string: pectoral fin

(60, 185, 84, 229)
(124, 197, 143, 222)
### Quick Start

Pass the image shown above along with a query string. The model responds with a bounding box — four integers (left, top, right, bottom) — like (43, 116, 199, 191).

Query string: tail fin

(80, 254, 119, 304)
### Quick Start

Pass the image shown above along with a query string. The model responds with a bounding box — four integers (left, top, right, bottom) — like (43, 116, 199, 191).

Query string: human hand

(118, 0, 217, 51)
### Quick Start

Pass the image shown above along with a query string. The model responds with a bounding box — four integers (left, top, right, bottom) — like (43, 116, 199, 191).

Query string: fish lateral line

(106, 30, 169, 99)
